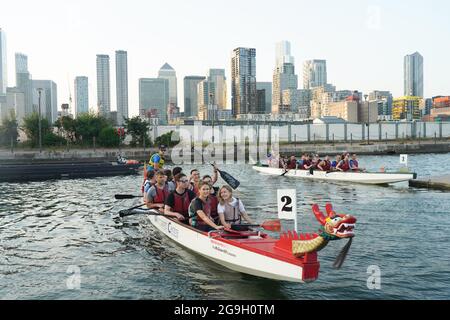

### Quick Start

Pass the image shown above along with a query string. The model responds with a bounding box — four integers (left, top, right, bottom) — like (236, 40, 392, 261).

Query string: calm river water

(1, 153, 449, 300)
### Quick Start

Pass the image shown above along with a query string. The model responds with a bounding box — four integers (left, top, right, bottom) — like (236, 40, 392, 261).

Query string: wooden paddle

(232, 220, 281, 232)
(119, 207, 164, 218)
(211, 164, 240, 190)
(115, 194, 142, 200)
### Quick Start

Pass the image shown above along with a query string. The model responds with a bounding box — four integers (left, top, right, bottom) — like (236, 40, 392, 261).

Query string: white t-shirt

(218, 197, 246, 215)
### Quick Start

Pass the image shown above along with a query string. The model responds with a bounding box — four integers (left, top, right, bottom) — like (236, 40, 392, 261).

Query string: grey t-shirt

(146, 183, 175, 203)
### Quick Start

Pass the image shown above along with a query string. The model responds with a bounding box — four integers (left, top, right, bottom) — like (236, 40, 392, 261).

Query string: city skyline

(1, 0, 450, 117)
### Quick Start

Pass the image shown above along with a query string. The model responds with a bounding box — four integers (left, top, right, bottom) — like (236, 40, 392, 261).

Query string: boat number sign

(400, 154, 408, 166)
(277, 190, 298, 231)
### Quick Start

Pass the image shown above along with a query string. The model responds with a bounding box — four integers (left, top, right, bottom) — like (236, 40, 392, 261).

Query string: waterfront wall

(154, 121, 450, 144)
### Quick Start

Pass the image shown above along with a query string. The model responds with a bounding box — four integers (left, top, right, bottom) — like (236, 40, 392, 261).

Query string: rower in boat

(350, 154, 366, 172)
(217, 186, 254, 230)
(331, 155, 342, 170)
(146, 170, 174, 210)
(318, 156, 332, 172)
(302, 154, 313, 170)
(336, 154, 351, 172)
(142, 170, 156, 202)
(164, 169, 176, 191)
(164, 173, 197, 224)
(189, 169, 201, 194)
(286, 155, 297, 170)
(188, 182, 224, 232)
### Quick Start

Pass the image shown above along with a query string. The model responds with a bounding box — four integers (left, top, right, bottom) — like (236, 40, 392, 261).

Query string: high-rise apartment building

(74, 76, 89, 116)
(404, 52, 423, 98)
(0, 29, 7, 96)
(256, 82, 272, 114)
(115, 50, 128, 125)
(96, 54, 111, 117)
(275, 41, 295, 69)
(15, 53, 33, 116)
(139, 78, 169, 125)
(393, 96, 421, 120)
(32, 80, 58, 123)
(184, 76, 205, 118)
(207, 69, 227, 110)
(369, 90, 393, 116)
(158, 63, 177, 107)
(231, 47, 257, 115)
(272, 63, 298, 114)
(303, 60, 327, 90)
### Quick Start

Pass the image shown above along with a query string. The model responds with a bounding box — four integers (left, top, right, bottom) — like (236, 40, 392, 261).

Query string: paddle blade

(115, 194, 141, 200)
(218, 170, 240, 190)
(261, 220, 281, 232)
(333, 238, 353, 269)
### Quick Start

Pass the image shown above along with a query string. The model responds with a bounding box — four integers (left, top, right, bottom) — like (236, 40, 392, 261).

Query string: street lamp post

(38, 88, 43, 153)
(365, 94, 370, 145)
(209, 93, 215, 145)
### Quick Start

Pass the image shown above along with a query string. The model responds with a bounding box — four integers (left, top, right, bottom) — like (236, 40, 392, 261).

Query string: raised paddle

(119, 207, 165, 218)
(115, 194, 142, 200)
(211, 164, 240, 190)
(232, 220, 281, 232)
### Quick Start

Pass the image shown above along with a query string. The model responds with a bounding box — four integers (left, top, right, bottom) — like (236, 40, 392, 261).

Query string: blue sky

(1, 0, 449, 116)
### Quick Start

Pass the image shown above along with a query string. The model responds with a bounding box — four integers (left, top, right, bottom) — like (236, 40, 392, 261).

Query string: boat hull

(0, 162, 142, 182)
(253, 165, 416, 185)
(148, 214, 318, 283)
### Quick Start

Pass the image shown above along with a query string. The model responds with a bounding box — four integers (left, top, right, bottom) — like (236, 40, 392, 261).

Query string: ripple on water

(1, 154, 450, 299)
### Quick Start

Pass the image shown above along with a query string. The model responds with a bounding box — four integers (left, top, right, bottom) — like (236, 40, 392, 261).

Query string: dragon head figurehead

(314, 204, 356, 241)
(292, 204, 357, 262)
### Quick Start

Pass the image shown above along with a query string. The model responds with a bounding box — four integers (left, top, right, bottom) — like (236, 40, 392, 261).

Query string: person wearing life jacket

(142, 170, 157, 202)
(331, 155, 342, 171)
(286, 155, 297, 170)
(146, 145, 167, 174)
(302, 154, 313, 170)
(350, 154, 366, 172)
(217, 186, 253, 230)
(189, 169, 201, 195)
(336, 154, 351, 172)
(146, 170, 174, 210)
(318, 155, 332, 172)
(188, 182, 224, 232)
(165, 173, 197, 224)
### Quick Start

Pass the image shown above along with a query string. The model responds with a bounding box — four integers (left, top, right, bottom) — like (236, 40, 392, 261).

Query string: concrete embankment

(409, 175, 450, 191)
(0, 140, 449, 163)
(279, 140, 450, 156)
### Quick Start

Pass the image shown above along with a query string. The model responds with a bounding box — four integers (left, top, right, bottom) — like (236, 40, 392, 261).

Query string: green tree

(155, 131, 179, 148)
(0, 110, 19, 147)
(54, 116, 77, 142)
(74, 113, 110, 146)
(22, 112, 52, 147)
(98, 126, 120, 147)
(124, 116, 151, 147)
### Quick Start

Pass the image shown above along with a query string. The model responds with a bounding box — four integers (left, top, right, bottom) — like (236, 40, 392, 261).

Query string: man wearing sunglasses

(165, 173, 197, 224)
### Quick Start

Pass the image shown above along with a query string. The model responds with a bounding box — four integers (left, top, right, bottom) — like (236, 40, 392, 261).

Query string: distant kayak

(0, 161, 142, 183)
(253, 164, 417, 185)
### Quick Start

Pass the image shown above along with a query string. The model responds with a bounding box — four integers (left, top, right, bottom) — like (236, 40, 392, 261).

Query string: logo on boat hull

(168, 223, 179, 239)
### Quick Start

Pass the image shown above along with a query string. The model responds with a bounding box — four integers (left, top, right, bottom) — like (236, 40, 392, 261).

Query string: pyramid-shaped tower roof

(160, 63, 174, 71)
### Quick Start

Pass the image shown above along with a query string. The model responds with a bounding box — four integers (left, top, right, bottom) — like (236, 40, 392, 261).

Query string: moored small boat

(253, 164, 417, 185)
(0, 161, 142, 183)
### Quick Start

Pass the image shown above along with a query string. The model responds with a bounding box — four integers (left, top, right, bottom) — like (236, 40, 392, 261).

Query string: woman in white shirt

(217, 186, 254, 229)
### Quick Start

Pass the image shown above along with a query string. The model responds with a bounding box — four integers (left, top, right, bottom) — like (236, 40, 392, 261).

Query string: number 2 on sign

(281, 196, 293, 212)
